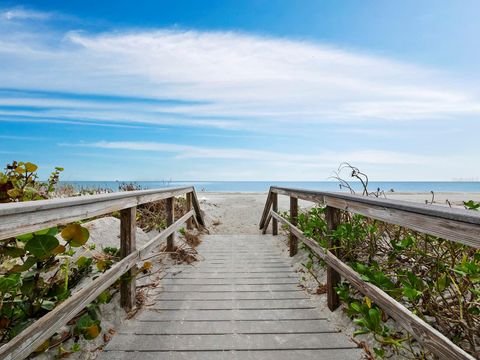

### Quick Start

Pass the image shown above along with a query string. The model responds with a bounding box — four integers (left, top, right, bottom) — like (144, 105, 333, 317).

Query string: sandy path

(197, 192, 266, 234)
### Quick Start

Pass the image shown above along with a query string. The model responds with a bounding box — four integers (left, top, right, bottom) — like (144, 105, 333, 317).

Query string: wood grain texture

(266, 187, 480, 249)
(186, 192, 193, 230)
(272, 187, 325, 203)
(271, 187, 480, 226)
(259, 188, 273, 229)
(324, 196, 480, 248)
(0, 210, 195, 360)
(190, 189, 206, 227)
(100, 234, 360, 360)
(325, 206, 341, 311)
(0, 187, 194, 240)
(120, 207, 137, 311)
(289, 197, 298, 256)
(272, 192, 278, 235)
(262, 212, 272, 235)
(270, 210, 475, 360)
(166, 197, 175, 252)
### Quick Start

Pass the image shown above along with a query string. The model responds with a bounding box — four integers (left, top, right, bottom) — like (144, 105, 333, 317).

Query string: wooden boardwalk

(101, 235, 361, 359)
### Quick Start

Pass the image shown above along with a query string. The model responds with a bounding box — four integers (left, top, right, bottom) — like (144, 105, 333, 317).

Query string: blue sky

(0, 1, 479, 181)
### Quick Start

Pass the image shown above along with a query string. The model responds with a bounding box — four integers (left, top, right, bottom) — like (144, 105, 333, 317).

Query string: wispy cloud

(63, 140, 439, 166)
(1, 7, 478, 180)
(0, 134, 46, 141)
(1, 7, 52, 21)
(0, 14, 479, 133)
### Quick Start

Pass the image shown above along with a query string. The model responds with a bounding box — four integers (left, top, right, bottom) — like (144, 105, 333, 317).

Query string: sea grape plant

(0, 161, 63, 203)
(288, 165, 480, 359)
(0, 161, 116, 353)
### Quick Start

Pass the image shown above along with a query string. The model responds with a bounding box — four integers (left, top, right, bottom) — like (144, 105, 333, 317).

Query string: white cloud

(1, 7, 52, 21)
(0, 17, 479, 132)
(64, 140, 439, 166)
(1, 10, 478, 180)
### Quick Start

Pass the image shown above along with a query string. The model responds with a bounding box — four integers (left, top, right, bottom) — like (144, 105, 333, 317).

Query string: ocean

(60, 181, 480, 193)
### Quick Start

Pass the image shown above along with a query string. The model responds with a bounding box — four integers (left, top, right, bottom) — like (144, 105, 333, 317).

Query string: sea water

(60, 181, 480, 193)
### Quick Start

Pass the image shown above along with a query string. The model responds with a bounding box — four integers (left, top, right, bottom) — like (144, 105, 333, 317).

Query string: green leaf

(75, 314, 101, 340)
(61, 224, 89, 247)
(369, 308, 381, 331)
(16, 232, 34, 242)
(403, 287, 422, 301)
(350, 301, 362, 313)
(353, 329, 370, 337)
(25, 235, 59, 258)
(40, 300, 56, 311)
(24, 162, 38, 172)
(436, 274, 448, 292)
(0, 246, 26, 258)
(9, 256, 37, 273)
(7, 188, 21, 198)
(0, 273, 21, 293)
(34, 227, 58, 237)
(76, 256, 92, 268)
(463, 200, 480, 210)
(374, 347, 385, 358)
(96, 291, 112, 304)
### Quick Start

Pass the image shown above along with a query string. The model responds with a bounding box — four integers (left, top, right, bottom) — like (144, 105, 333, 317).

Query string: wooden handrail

(0, 186, 206, 240)
(260, 186, 479, 360)
(0, 187, 204, 360)
(260, 187, 480, 248)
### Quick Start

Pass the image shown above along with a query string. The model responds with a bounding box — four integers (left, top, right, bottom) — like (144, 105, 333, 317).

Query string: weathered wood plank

(166, 197, 175, 252)
(105, 332, 357, 351)
(100, 349, 363, 360)
(271, 211, 475, 360)
(165, 273, 298, 279)
(120, 207, 137, 311)
(272, 187, 325, 203)
(268, 187, 480, 248)
(162, 278, 299, 285)
(153, 291, 306, 300)
(272, 192, 278, 235)
(135, 307, 322, 321)
(150, 299, 315, 310)
(189, 189, 205, 227)
(262, 212, 272, 235)
(0, 187, 194, 240)
(325, 195, 480, 248)
(118, 319, 333, 334)
(272, 187, 480, 225)
(289, 196, 298, 256)
(100, 234, 360, 360)
(259, 188, 273, 229)
(325, 206, 341, 311)
(186, 192, 193, 230)
(159, 284, 301, 292)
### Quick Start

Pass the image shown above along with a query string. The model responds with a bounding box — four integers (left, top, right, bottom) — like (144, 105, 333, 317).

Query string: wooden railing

(0, 186, 204, 360)
(260, 186, 479, 360)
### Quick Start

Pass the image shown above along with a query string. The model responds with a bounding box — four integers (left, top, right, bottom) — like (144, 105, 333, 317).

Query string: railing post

(120, 206, 136, 311)
(272, 192, 278, 235)
(325, 205, 341, 311)
(186, 192, 193, 230)
(289, 196, 298, 256)
(166, 197, 175, 252)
